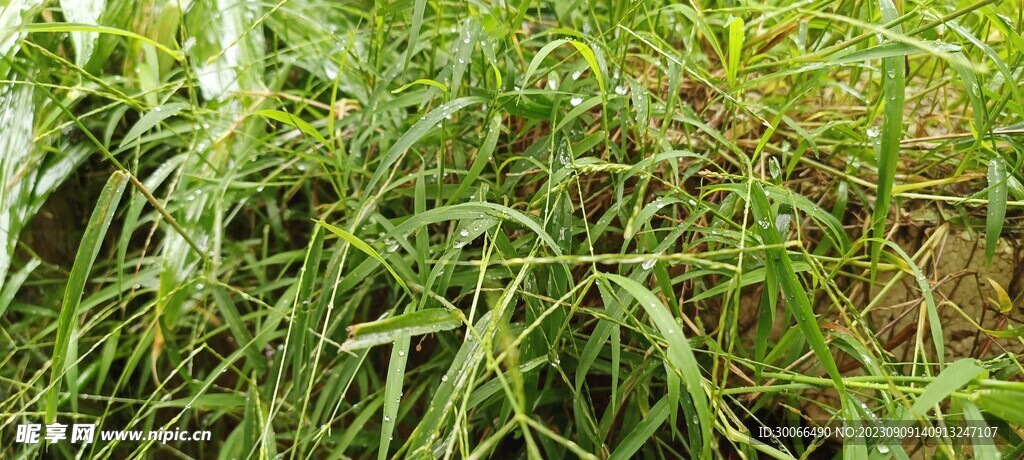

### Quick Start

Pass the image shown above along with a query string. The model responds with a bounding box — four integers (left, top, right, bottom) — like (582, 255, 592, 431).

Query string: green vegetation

(2, 0, 1024, 458)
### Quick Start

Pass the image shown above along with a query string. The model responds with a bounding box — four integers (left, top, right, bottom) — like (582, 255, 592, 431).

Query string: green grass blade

(986, 157, 1008, 264)
(341, 309, 463, 351)
(960, 400, 1000, 459)
(254, 108, 329, 149)
(363, 96, 485, 198)
(21, 22, 182, 60)
(748, 182, 843, 387)
(609, 395, 670, 460)
(316, 219, 412, 297)
(45, 170, 129, 423)
(379, 335, 409, 460)
(603, 273, 711, 457)
(909, 359, 986, 418)
(885, 241, 944, 364)
(406, 312, 492, 455)
(448, 114, 501, 205)
(726, 16, 744, 88)
(870, 0, 906, 279)
(119, 102, 188, 148)
(0, 257, 40, 318)
(976, 389, 1024, 426)
(58, 0, 103, 66)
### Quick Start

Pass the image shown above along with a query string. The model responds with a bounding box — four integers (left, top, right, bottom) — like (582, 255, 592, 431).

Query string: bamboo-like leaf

(986, 157, 1008, 265)
(120, 102, 188, 148)
(985, 277, 1013, 314)
(254, 109, 329, 148)
(909, 359, 986, 418)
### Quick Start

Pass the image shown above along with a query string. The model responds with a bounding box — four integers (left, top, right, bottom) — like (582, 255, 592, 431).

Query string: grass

(2, 0, 1024, 458)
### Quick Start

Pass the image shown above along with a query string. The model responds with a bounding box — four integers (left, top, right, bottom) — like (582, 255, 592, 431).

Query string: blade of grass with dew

(448, 114, 501, 205)
(870, 0, 906, 279)
(341, 309, 463, 351)
(522, 39, 605, 96)
(363, 97, 485, 198)
(448, 18, 479, 96)
(379, 335, 408, 460)
(316, 219, 412, 297)
(603, 273, 711, 457)
(45, 170, 129, 423)
(748, 182, 844, 385)
(406, 311, 493, 456)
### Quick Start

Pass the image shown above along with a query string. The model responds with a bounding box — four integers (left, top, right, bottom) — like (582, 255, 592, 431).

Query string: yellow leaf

(986, 277, 1013, 314)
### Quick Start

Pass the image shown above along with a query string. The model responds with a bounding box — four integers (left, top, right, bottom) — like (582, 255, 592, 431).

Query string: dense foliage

(2, 0, 1024, 458)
